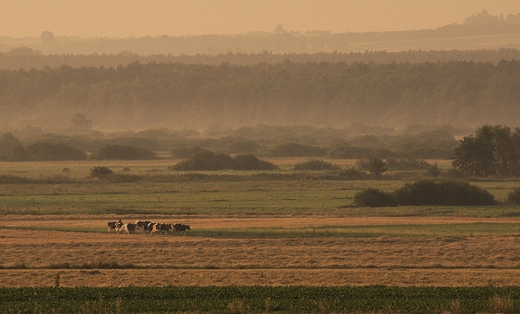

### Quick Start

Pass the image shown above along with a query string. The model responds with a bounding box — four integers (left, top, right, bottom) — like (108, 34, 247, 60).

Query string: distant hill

(1, 11, 519, 56)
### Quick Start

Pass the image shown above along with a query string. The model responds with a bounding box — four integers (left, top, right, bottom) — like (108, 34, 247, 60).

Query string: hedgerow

(354, 180, 495, 207)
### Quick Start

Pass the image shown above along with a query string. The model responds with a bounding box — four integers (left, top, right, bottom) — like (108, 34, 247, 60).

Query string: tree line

(1, 60, 520, 131)
(1, 124, 459, 162)
(3, 48, 520, 70)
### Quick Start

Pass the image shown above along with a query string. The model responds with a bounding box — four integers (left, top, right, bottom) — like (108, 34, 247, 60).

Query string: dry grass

(1, 215, 520, 287)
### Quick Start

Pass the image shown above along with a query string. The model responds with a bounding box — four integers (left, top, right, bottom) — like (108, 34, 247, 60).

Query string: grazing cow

(135, 220, 152, 233)
(107, 221, 118, 232)
(173, 223, 191, 235)
(118, 222, 136, 234)
(61, 167, 70, 173)
(151, 223, 170, 234)
(143, 222, 155, 233)
(159, 223, 173, 234)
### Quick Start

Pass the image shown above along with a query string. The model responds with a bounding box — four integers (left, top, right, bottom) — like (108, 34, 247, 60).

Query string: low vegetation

(89, 166, 113, 178)
(354, 180, 496, 207)
(293, 159, 340, 170)
(89, 144, 158, 160)
(1, 286, 520, 314)
(172, 151, 277, 171)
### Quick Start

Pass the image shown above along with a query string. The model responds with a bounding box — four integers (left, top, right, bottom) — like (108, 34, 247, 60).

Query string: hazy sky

(3, 0, 519, 38)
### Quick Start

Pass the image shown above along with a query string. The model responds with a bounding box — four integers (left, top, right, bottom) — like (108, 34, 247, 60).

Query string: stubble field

(2, 214, 520, 288)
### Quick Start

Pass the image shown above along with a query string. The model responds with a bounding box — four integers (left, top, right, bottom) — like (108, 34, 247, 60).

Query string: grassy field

(2, 159, 520, 312)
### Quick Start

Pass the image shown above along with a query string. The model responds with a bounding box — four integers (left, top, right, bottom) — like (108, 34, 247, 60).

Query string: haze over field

(2, 0, 519, 38)
(2, 1, 520, 136)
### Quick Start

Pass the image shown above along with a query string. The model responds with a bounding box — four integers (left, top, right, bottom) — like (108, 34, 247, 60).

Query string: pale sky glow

(2, 0, 519, 38)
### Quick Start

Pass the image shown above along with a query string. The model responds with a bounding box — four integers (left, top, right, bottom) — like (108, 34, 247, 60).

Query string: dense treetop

(1, 60, 519, 131)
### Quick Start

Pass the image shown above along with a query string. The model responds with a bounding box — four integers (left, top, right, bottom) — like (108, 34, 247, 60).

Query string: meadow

(2, 159, 520, 312)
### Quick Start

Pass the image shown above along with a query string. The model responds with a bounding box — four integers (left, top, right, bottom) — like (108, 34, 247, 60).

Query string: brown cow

(173, 223, 191, 235)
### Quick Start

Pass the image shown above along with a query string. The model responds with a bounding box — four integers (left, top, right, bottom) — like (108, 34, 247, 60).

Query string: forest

(1, 59, 519, 132)
(2, 48, 520, 70)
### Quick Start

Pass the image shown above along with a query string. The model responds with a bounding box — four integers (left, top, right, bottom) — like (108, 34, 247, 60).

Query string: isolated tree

(452, 125, 520, 177)
(367, 157, 387, 178)
(40, 31, 55, 44)
(70, 113, 93, 130)
(274, 25, 288, 34)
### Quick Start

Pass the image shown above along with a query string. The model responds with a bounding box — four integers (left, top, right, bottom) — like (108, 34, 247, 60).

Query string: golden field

(1, 214, 520, 288)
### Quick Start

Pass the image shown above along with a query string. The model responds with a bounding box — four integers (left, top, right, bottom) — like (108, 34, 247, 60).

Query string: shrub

(327, 145, 373, 159)
(173, 150, 232, 170)
(353, 188, 397, 207)
(223, 140, 262, 155)
(170, 146, 208, 159)
(446, 168, 465, 178)
(89, 144, 157, 160)
(231, 154, 278, 170)
(90, 166, 113, 178)
(394, 180, 495, 206)
(264, 143, 327, 157)
(507, 187, 520, 205)
(428, 164, 441, 177)
(293, 159, 340, 170)
(0, 133, 26, 161)
(367, 158, 387, 178)
(172, 151, 277, 171)
(338, 167, 365, 179)
(26, 141, 87, 161)
(386, 158, 431, 170)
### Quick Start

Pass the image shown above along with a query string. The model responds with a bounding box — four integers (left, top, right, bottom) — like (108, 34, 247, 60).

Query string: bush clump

(327, 145, 373, 159)
(89, 144, 157, 160)
(26, 141, 87, 161)
(172, 151, 277, 171)
(507, 187, 520, 205)
(170, 146, 208, 159)
(353, 188, 397, 207)
(293, 159, 340, 171)
(90, 166, 113, 178)
(338, 167, 366, 179)
(394, 180, 495, 206)
(354, 180, 495, 207)
(264, 143, 327, 157)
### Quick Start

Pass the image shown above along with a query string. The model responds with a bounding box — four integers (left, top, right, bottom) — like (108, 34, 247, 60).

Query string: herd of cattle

(107, 220, 191, 235)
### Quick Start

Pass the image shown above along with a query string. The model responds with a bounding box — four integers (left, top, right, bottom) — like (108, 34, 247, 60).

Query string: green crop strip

(1, 286, 520, 313)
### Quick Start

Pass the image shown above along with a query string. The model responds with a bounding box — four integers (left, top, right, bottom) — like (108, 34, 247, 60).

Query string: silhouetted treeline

(2, 48, 520, 70)
(0, 124, 460, 161)
(1, 60, 520, 130)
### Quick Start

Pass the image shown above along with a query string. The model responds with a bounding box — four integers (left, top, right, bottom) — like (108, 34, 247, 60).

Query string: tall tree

(452, 125, 520, 177)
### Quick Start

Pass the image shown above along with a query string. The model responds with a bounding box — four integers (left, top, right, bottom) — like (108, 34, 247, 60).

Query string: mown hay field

(2, 214, 520, 288)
